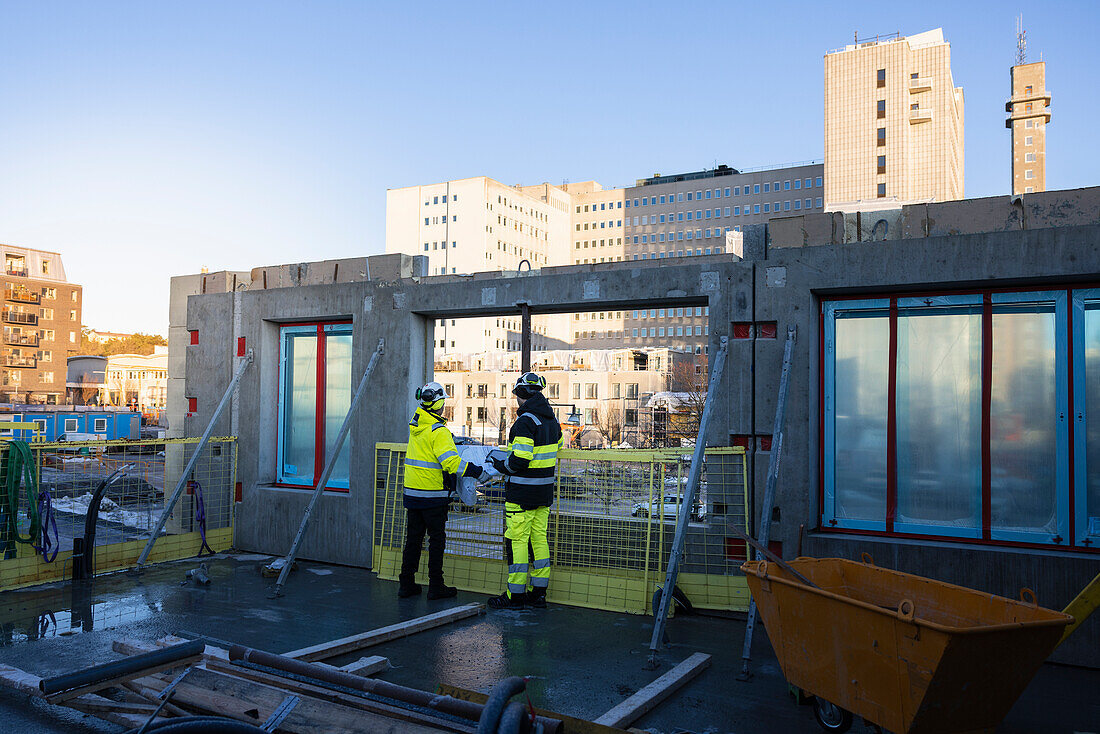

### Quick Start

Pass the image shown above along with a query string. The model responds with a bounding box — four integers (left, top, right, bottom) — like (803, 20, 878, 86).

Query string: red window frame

(818, 283, 1098, 554)
(275, 320, 352, 493)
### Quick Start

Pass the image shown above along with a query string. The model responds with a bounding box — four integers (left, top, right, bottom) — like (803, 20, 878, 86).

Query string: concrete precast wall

(181, 215, 1100, 665)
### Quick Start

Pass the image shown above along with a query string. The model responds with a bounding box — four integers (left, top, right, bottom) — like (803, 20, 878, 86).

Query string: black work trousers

(400, 504, 448, 587)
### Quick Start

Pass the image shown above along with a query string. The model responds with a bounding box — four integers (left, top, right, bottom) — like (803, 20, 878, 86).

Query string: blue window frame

(1073, 288, 1100, 547)
(277, 322, 353, 491)
(989, 291, 1069, 544)
(823, 289, 1084, 548)
(894, 296, 983, 538)
(824, 299, 891, 532)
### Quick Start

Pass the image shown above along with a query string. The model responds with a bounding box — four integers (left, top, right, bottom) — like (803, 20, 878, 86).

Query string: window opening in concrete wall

(428, 305, 710, 449)
(822, 287, 1097, 549)
(276, 321, 353, 492)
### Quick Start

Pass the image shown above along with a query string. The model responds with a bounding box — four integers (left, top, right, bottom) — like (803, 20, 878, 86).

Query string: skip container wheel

(812, 697, 852, 732)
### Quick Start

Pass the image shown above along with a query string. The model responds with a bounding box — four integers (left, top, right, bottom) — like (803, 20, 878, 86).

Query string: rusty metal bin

(741, 557, 1073, 734)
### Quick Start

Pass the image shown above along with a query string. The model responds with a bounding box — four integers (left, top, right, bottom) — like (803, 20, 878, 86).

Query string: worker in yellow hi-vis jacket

(487, 372, 562, 609)
(400, 382, 488, 600)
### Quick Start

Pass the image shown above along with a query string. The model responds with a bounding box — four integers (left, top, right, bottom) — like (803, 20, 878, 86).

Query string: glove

(491, 456, 509, 475)
(477, 468, 493, 482)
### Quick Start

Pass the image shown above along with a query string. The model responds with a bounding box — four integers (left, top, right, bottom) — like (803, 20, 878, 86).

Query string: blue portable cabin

(0, 407, 141, 442)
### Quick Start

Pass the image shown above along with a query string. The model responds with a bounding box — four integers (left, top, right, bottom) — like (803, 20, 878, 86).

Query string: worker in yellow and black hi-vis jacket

(400, 382, 488, 600)
(487, 371, 562, 610)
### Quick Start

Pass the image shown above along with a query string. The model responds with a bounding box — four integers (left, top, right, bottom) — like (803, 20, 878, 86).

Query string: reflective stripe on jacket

(404, 407, 467, 500)
(503, 392, 562, 508)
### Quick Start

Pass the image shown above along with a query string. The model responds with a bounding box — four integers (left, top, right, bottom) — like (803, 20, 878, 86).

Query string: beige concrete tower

(824, 29, 965, 211)
(1006, 62, 1050, 194)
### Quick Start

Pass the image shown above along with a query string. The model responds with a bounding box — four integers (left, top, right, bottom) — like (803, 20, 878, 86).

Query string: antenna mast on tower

(1016, 15, 1027, 65)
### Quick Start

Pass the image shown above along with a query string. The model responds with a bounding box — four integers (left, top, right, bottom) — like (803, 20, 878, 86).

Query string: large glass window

(990, 292, 1067, 542)
(823, 289, 1082, 548)
(895, 297, 982, 537)
(1075, 289, 1100, 547)
(824, 300, 890, 530)
(277, 322, 353, 491)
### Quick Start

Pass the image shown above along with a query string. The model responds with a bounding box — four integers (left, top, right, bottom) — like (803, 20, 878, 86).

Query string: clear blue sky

(1, 1, 1096, 335)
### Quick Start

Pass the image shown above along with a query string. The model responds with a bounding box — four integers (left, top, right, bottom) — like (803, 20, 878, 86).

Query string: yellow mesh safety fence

(373, 443, 750, 614)
(0, 437, 237, 591)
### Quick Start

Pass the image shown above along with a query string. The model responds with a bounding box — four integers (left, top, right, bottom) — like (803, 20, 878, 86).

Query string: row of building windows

(573, 306, 708, 320)
(625, 178, 822, 207)
(576, 202, 624, 213)
(424, 215, 457, 225)
(576, 220, 622, 230)
(3, 370, 55, 383)
(631, 248, 722, 259)
(633, 230, 729, 243)
(424, 194, 459, 205)
(575, 238, 624, 249)
(576, 327, 707, 340)
(628, 198, 822, 225)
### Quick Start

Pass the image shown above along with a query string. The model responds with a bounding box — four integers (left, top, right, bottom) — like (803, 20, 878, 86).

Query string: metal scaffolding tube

(646, 336, 729, 667)
(136, 350, 254, 569)
(270, 339, 384, 598)
(738, 325, 797, 680)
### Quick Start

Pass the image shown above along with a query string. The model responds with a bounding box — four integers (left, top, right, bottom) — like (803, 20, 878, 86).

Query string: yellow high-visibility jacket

(403, 407, 480, 507)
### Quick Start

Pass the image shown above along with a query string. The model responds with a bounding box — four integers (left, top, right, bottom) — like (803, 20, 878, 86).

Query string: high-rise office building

(1006, 62, 1050, 194)
(385, 177, 577, 354)
(0, 246, 83, 404)
(575, 163, 824, 354)
(824, 28, 964, 211)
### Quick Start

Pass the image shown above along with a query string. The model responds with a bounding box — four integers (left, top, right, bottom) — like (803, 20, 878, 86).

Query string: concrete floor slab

(0, 556, 1096, 733)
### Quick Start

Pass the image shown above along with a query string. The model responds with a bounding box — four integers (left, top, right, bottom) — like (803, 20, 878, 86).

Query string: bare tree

(667, 354, 708, 445)
(592, 404, 623, 448)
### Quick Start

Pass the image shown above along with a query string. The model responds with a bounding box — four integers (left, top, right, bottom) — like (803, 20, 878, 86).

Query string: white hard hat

(416, 381, 446, 410)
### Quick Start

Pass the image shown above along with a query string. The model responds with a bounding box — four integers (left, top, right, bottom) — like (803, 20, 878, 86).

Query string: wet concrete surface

(0, 555, 1096, 733)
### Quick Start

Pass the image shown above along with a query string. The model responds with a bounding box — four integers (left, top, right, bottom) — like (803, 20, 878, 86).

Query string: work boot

(426, 584, 457, 600)
(397, 582, 422, 598)
(527, 589, 547, 609)
(487, 591, 525, 609)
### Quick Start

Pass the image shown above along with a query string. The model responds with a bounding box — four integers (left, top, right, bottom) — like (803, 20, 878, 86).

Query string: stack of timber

(0, 600, 708, 732)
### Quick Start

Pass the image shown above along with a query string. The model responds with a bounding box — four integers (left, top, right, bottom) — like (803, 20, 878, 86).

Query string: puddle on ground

(0, 583, 163, 645)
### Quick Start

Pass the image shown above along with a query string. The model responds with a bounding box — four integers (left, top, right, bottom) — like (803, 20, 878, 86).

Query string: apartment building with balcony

(1, 246, 82, 404)
(824, 28, 964, 210)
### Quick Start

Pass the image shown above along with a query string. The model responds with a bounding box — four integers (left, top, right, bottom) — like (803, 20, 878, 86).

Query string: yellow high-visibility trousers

(503, 503, 550, 597)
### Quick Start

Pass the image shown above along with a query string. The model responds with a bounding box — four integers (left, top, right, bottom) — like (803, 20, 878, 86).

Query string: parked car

(453, 436, 484, 446)
(632, 495, 705, 522)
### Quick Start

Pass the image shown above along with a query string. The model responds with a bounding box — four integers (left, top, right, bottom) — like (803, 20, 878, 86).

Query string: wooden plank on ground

(122, 680, 192, 718)
(593, 652, 711, 728)
(437, 683, 630, 734)
(67, 694, 158, 715)
(337, 655, 390, 676)
(200, 659, 474, 733)
(113, 636, 229, 661)
(0, 663, 43, 696)
(284, 602, 484, 662)
(45, 655, 203, 704)
(145, 665, 453, 734)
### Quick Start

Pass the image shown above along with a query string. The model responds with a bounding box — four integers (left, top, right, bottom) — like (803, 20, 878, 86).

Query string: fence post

(136, 350, 253, 569)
